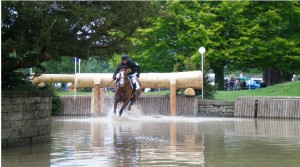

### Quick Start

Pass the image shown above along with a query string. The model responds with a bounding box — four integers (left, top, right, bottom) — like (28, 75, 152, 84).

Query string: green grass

(214, 81, 300, 100)
(57, 81, 300, 101)
(58, 91, 92, 96)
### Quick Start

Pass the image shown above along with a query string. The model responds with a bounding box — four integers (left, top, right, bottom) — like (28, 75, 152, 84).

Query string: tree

(126, 1, 300, 90)
(209, 1, 300, 87)
(246, 2, 300, 85)
(124, 1, 211, 72)
(2, 1, 158, 74)
(205, 1, 251, 90)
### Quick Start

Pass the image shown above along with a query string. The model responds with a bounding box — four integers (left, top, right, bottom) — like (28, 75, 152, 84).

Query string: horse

(113, 68, 142, 116)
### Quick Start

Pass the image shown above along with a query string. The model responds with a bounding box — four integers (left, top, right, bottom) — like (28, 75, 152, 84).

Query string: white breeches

(129, 73, 140, 90)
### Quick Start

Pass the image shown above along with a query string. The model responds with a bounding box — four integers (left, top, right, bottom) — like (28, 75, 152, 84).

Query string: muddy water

(2, 110, 300, 167)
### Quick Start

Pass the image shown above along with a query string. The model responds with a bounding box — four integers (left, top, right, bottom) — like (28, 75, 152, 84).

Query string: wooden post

(91, 84, 100, 116)
(170, 79, 176, 116)
(170, 122, 177, 146)
(91, 86, 95, 115)
(99, 87, 104, 115)
(91, 77, 105, 116)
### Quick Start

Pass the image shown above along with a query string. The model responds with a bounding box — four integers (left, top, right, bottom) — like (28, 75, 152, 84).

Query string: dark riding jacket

(113, 59, 141, 79)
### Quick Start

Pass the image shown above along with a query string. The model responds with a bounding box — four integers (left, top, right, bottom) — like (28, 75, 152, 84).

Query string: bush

(195, 74, 216, 99)
(2, 71, 38, 91)
(38, 84, 61, 116)
(51, 92, 61, 116)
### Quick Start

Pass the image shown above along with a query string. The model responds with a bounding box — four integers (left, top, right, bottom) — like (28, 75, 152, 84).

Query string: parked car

(246, 80, 260, 89)
(251, 78, 263, 85)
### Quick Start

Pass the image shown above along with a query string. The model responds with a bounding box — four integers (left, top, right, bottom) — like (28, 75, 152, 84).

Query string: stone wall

(198, 100, 235, 117)
(1, 91, 52, 147)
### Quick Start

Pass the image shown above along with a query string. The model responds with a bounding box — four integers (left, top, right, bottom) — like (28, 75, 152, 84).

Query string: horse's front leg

(119, 100, 130, 116)
(113, 99, 119, 114)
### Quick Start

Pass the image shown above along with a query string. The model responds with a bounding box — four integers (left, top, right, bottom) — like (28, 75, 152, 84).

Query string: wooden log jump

(32, 71, 202, 116)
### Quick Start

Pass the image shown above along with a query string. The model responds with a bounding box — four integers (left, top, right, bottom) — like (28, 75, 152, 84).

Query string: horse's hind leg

(127, 97, 136, 111)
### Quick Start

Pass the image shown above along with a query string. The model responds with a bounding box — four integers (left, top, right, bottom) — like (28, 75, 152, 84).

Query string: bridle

(119, 70, 125, 86)
(119, 69, 130, 87)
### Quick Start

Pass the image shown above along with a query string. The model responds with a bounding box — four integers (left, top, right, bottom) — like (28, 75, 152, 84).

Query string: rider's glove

(136, 73, 140, 78)
(112, 76, 116, 80)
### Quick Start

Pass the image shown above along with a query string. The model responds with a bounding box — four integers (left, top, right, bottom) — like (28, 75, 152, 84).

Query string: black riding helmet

(121, 54, 128, 60)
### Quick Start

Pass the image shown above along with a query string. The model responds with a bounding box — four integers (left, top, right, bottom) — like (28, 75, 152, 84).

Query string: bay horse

(113, 68, 141, 116)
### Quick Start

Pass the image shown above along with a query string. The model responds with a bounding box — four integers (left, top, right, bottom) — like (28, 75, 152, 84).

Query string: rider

(112, 54, 141, 98)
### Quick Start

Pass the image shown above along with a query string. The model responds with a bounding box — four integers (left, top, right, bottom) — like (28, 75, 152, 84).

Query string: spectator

(240, 79, 246, 89)
(235, 79, 240, 90)
(224, 79, 229, 90)
(229, 77, 236, 91)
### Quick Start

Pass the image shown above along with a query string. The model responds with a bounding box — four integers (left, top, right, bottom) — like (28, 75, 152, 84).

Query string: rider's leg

(132, 83, 136, 97)
(129, 73, 137, 97)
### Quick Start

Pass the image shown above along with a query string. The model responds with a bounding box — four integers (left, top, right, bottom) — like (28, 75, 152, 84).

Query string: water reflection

(2, 116, 300, 167)
(1, 143, 50, 166)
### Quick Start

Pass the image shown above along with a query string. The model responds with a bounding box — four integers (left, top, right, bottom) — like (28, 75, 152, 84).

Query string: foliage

(39, 83, 61, 116)
(126, 1, 211, 72)
(1, 71, 37, 91)
(51, 94, 61, 116)
(194, 74, 216, 99)
(41, 56, 113, 74)
(123, 1, 300, 88)
(2, 1, 158, 74)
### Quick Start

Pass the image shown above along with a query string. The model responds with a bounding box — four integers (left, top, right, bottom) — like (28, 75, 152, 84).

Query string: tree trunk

(263, 68, 293, 86)
(213, 66, 225, 90)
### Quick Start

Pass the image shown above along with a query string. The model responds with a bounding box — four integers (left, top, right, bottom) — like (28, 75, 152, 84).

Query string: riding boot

(132, 83, 137, 97)
(130, 83, 137, 105)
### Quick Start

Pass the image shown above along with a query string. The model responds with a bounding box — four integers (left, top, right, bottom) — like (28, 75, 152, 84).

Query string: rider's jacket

(113, 59, 141, 79)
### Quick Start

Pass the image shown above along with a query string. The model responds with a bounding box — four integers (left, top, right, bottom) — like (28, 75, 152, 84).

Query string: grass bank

(214, 81, 300, 100)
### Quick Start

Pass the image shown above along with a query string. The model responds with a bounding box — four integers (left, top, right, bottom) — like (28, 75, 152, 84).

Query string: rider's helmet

(121, 54, 128, 60)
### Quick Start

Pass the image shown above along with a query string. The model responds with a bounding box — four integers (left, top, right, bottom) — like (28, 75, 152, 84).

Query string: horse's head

(119, 68, 129, 87)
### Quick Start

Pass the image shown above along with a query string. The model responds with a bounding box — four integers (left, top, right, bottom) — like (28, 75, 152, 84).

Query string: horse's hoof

(130, 98, 136, 105)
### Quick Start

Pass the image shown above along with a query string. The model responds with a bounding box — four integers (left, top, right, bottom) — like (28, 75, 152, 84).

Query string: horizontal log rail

(32, 71, 202, 89)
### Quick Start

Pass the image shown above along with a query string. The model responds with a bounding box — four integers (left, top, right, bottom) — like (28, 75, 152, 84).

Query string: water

(2, 109, 300, 167)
